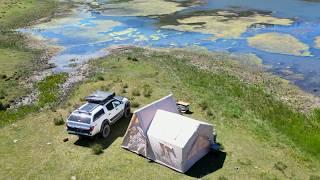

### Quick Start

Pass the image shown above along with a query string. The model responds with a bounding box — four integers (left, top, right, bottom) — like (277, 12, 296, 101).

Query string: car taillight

(89, 126, 95, 132)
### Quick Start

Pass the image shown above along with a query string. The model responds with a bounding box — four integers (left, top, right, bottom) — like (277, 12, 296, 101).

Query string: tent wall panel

(121, 115, 148, 156)
(122, 94, 178, 158)
(148, 136, 184, 171)
(121, 95, 215, 173)
(183, 144, 211, 173)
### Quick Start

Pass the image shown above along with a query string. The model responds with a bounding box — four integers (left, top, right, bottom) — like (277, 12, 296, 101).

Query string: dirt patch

(10, 35, 61, 108)
(60, 63, 90, 98)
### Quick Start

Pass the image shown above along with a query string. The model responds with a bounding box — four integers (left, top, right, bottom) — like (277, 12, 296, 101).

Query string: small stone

(71, 176, 76, 180)
(13, 139, 18, 143)
(63, 138, 69, 142)
(47, 142, 52, 145)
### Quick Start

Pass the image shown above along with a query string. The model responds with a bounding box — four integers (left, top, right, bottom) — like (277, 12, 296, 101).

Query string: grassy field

(0, 0, 57, 30)
(0, 1, 319, 178)
(0, 0, 58, 111)
(0, 73, 68, 126)
(0, 48, 319, 179)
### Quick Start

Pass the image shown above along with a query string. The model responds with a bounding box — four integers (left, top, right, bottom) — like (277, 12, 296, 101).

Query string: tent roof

(133, 94, 178, 133)
(147, 110, 211, 148)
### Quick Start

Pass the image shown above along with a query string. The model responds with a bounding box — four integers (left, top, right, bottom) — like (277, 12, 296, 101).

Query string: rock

(45, 63, 57, 69)
(63, 138, 69, 142)
(71, 176, 76, 180)
(13, 139, 18, 143)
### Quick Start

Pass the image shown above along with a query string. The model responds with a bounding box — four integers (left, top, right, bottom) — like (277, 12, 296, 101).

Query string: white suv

(66, 91, 130, 138)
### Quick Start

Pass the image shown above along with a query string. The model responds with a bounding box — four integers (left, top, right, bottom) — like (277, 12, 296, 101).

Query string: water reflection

(21, 0, 320, 94)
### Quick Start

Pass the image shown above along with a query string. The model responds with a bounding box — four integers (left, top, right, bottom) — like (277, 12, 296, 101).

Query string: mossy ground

(0, 48, 319, 179)
(0, 73, 68, 127)
(0, 0, 58, 115)
(0, 0, 57, 30)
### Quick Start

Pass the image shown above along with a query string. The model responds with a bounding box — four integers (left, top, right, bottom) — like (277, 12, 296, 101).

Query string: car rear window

(68, 114, 91, 124)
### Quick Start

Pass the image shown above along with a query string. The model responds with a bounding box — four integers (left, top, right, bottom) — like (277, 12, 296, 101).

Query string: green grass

(0, 0, 59, 123)
(37, 73, 68, 107)
(0, 73, 68, 127)
(0, 0, 57, 30)
(53, 115, 65, 126)
(0, 105, 39, 126)
(0, 48, 319, 179)
(0, 47, 39, 105)
(91, 144, 104, 155)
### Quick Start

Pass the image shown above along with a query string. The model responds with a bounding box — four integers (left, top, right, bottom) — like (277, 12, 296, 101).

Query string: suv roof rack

(85, 91, 115, 104)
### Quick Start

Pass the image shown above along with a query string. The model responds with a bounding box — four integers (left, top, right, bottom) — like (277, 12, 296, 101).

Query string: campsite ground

(0, 0, 320, 179)
(1, 47, 320, 179)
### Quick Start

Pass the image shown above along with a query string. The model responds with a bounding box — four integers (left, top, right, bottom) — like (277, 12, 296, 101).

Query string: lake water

(21, 0, 320, 95)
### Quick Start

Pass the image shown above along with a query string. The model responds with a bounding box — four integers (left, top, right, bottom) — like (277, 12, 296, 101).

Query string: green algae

(248, 33, 311, 56)
(161, 12, 293, 39)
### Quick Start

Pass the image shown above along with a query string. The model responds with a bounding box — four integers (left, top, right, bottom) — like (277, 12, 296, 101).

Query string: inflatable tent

(122, 94, 214, 173)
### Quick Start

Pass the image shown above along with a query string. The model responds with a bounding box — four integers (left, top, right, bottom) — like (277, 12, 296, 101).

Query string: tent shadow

(74, 114, 132, 150)
(185, 150, 227, 178)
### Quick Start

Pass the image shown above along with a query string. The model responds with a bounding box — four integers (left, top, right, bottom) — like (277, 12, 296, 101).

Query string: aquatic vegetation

(34, 14, 122, 43)
(109, 28, 137, 36)
(248, 33, 311, 56)
(315, 36, 320, 48)
(98, 0, 186, 16)
(150, 34, 161, 41)
(161, 12, 293, 39)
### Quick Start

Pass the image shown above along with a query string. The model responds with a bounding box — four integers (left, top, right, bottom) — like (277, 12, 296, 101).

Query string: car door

(105, 101, 117, 123)
(112, 100, 125, 121)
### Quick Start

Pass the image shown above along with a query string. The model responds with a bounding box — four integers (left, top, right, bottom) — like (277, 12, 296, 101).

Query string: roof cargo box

(85, 91, 115, 104)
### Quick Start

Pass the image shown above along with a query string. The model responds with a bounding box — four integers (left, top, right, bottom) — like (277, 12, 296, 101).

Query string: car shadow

(74, 114, 132, 150)
(185, 150, 227, 178)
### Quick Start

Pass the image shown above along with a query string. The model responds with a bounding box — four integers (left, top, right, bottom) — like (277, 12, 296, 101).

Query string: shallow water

(21, 0, 320, 95)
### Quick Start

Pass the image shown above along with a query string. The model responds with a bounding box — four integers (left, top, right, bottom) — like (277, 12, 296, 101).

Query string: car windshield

(68, 114, 91, 124)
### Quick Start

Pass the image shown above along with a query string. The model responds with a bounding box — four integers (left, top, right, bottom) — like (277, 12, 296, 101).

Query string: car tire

(78, 135, 85, 140)
(101, 123, 110, 139)
(124, 107, 131, 119)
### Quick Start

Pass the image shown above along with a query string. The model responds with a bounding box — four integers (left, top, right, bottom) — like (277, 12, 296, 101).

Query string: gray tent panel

(122, 94, 178, 158)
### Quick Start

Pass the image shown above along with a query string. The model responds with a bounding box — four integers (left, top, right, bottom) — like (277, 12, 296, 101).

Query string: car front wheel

(101, 123, 110, 139)
(124, 107, 131, 119)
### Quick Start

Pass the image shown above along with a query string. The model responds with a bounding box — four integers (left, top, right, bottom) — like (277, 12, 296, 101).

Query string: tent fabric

(121, 95, 214, 173)
(121, 94, 178, 157)
(121, 114, 148, 156)
(147, 110, 214, 172)
(134, 94, 179, 133)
